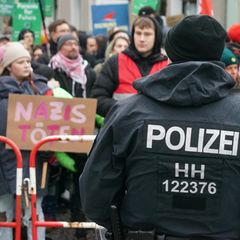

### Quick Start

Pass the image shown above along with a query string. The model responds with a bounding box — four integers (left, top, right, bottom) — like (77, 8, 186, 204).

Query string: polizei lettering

(146, 124, 239, 156)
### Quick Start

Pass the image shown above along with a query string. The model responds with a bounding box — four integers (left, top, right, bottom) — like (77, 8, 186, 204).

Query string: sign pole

(38, 0, 48, 43)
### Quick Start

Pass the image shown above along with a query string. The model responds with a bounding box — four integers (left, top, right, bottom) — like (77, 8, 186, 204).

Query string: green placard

(0, 0, 14, 16)
(132, 0, 159, 15)
(19, 0, 37, 2)
(12, 3, 41, 44)
(43, 0, 53, 17)
(19, 0, 53, 17)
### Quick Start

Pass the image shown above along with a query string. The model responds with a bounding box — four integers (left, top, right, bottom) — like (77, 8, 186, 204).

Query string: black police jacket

(80, 61, 240, 239)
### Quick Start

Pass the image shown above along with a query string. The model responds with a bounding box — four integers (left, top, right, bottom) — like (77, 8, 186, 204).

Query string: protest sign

(12, 3, 41, 44)
(7, 94, 97, 153)
(0, 0, 14, 16)
(91, 4, 129, 36)
(132, 0, 158, 15)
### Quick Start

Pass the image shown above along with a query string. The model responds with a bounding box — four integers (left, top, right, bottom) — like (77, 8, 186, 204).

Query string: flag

(198, 0, 213, 16)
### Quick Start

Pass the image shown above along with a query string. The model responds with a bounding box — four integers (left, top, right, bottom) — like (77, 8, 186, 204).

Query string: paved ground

(45, 210, 98, 240)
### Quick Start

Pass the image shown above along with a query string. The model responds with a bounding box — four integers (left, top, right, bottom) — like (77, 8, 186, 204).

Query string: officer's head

(165, 15, 227, 63)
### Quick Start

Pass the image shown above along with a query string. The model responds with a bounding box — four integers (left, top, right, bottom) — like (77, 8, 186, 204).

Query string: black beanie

(138, 6, 155, 16)
(57, 34, 78, 51)
(165, 15, 227, 62)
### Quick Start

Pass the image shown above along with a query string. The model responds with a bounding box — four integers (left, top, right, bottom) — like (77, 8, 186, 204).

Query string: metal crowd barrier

(0, 136, 23, 240)
(27, 135, 104, 240)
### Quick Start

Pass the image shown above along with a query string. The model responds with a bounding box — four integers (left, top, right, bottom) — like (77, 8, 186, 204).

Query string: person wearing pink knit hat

(0, 42, 31, 78)
(0, 42, 50, 240)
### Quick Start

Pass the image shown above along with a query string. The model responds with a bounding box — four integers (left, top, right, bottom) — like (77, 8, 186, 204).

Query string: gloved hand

(54, 152, 76, 172)
(95, 114, 104, 128)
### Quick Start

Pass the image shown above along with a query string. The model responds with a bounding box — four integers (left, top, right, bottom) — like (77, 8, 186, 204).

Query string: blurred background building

(54, 0, 240, 31)
(1, 0, 240, 43)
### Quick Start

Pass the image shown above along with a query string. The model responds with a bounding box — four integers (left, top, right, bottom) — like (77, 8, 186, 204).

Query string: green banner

(132, 0, 159, 15)
(19, 0, 36, 2)
(43, 0, 53, 17)
(19, 0, 53, 17)
(0, 0, 14, 16)
(12, 3, 41, 44)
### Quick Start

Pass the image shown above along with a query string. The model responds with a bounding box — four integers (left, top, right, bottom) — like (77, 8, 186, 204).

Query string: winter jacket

(50, 60, 96, 180)
(49, 39, 57, 56)
(91, 52, 168, 117)
(0, 74, 50, 196)
(91, 16, 168, 117)
(113, 53, 168, 100)
(32, 60, 54, 80)
(52, 61, 96, 98)
(80, 61, 240, 239)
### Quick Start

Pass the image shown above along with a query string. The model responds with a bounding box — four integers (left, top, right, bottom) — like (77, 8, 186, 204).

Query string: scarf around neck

(50, 52, 87, 97)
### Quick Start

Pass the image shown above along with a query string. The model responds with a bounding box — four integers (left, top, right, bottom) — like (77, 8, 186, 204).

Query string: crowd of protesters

(0, 5, 240, 240)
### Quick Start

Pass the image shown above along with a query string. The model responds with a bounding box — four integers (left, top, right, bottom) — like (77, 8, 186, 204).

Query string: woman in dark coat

(0, 42, 50, 240)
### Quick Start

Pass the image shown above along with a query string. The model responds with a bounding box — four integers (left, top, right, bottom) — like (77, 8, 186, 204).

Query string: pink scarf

(50, 52, 87, 97)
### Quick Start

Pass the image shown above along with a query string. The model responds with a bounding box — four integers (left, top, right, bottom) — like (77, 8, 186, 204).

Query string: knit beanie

(0, 42, 31, 75)
(138, 6, 155, 16)
(165, 15, 227, 62)
(221, 47, 238, 67)
(227, 24, 240, 43)
(57, 34, 78, 51)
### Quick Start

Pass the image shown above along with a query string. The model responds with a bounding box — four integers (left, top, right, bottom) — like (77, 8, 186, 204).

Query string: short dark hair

(138, 6, 155, 16)
(32, 45, 43, 54)
(18, 29, 35, 41)
(0, 35, 10, 42)
(48, 19, 69, 33)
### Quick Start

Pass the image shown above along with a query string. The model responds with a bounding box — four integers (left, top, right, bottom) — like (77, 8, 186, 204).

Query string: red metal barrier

(29, 135, 104, 240)
(0, 136, 23, 240)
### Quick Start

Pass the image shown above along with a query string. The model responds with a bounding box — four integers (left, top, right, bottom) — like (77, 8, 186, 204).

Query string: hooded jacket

(91, 16, 168, 117)
(0, 74, 49, 196)
(80, 61, 240, 239)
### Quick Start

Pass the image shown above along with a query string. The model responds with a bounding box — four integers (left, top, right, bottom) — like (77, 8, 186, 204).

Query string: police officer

(80, 15, 240, 240)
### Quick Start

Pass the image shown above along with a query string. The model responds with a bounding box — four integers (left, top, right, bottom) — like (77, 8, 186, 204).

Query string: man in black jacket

(37, 19, 71, 65)
(50, 34, 96, 97)
(49, 34, 96, 239)
(91, 16, 168, 117)
(48, 19, 71, 56)
(80, 15, 240, 240)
